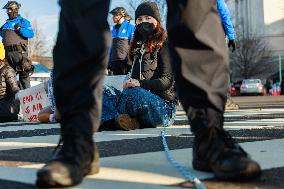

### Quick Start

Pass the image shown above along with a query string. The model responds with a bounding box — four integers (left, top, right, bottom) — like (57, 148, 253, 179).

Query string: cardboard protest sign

(104, 75, 126, 91)
(17, 83, 49, 122)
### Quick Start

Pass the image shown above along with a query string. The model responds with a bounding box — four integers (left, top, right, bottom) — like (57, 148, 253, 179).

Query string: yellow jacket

(0, 43, 5, 60)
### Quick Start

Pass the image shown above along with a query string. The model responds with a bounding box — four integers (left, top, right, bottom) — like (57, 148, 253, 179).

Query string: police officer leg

(36, 0, 110, 187)
(167, 0, 261, 180)
(19, 72, 31, 89)
(5, 51, 18, 74)
(5, 51, 30, 89)
(19, 51, 31, 89)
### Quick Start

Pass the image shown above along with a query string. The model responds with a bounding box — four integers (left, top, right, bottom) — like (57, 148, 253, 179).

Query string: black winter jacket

(131, 42, 177, 102)
(0, 62, 19, 99)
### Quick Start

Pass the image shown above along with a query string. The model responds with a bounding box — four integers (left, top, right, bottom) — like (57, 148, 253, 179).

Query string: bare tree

(127, 0, 146, 19)
(28, 19, 50, 58)
(230, 32, 273, 79)
(154, 0, 167, 25)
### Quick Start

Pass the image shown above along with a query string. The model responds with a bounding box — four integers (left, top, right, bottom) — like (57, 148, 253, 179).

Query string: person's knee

(123, 88, 148, 99)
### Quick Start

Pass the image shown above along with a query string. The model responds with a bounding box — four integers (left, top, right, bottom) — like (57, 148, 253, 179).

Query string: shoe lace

(52, 127, 64, 156)
(216, 127, 247, 156)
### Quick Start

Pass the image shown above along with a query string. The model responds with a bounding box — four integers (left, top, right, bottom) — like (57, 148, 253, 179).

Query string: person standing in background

(0, 1, 34, 89)
(216, 0, 239, 109)
(109, 7, 135, 75)
(216, 0, 236, 52)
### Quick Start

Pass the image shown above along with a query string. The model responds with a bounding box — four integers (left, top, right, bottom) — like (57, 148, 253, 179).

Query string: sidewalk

(0, 133, 283, 189)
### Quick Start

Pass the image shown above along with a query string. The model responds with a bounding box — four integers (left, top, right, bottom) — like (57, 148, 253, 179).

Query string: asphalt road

(0, 102, 284, 189)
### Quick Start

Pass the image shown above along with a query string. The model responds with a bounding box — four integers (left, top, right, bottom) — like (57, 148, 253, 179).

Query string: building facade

(227, 0, 284, 55)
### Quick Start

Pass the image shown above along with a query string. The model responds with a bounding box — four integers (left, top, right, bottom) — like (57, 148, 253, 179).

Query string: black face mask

(7, 8, 18, 20)
(136, 22, 155, 40)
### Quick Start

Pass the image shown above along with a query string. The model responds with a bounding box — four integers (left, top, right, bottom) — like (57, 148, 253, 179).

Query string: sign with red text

(17, 83, 49, 122)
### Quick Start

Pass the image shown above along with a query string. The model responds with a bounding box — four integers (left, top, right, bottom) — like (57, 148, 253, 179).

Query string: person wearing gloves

(217, 0, 236, 52)
(100, 2, 177, 131)
(0, 42, 20, 122)
(0, 1, 34, 89)
(216, 0, 239, 110)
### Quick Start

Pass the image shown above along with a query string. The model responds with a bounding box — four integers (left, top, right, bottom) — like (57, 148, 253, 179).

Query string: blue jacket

(216, 0, 235, 40)
(111, 20, 134, 41)
(109, 20, 135, 62)
(0, 15, 34, 39)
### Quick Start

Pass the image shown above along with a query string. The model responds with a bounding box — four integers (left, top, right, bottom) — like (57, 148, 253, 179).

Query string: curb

(174, 113, 284, 125)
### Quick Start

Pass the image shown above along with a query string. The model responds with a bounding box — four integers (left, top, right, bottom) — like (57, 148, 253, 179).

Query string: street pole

(279, 55, 282, 83)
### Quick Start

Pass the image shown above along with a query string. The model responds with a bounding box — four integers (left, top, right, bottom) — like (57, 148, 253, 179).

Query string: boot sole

(193, 159, 262, 181)
(36, 161, 100, 188)
(88, 143, 100, 175)
(213, 164, 262, 181)
(88, 159, 100, 175)
(36, 168, 81, 188)
(214, 169, 262, 181)
(36, 144, 100, 188)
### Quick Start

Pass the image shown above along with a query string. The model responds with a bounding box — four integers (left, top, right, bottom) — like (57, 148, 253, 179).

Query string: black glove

(14, 24, 21, 31)
(228, 40, 236, 52)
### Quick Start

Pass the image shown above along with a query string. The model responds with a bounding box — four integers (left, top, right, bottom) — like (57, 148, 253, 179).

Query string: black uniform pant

(54, 0, 228, 133)
(6, 50, 31, 90)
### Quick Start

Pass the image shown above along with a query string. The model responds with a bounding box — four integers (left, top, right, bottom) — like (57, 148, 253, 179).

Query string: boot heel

(88, 144, 100, 175)
(88, 160, 100, 175)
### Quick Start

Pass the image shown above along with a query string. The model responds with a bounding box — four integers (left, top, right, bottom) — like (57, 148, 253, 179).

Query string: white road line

(0, 124, 59, 132)
(0, 108, 282, 151)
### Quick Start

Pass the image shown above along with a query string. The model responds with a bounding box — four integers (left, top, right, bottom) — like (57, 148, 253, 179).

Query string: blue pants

(101, 86, 176, 128)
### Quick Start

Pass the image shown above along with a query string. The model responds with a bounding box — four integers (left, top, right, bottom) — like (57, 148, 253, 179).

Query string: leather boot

(190, 108, 261, 180)
(115, 114, 141, 131)
(36, 125, 99, 188)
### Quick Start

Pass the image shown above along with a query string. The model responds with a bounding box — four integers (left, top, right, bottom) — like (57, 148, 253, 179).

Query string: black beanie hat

(135, 2, 161, 23)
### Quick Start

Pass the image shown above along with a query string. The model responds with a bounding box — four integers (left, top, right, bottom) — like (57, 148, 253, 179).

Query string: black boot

(36, 125, 99, 188)
(190, 108, 261, 180)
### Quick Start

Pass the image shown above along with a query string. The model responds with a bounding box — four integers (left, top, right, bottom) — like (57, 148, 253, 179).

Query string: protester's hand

(123, 79, 132, 88)
(14, 24, 21, 31)
(123, 78, 140, 89)
(131, 79, 140, 87)
(228, 40, 236, 52)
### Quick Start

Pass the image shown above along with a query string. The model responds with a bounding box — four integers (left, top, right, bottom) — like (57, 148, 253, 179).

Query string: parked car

(240, 79, 266, 96)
